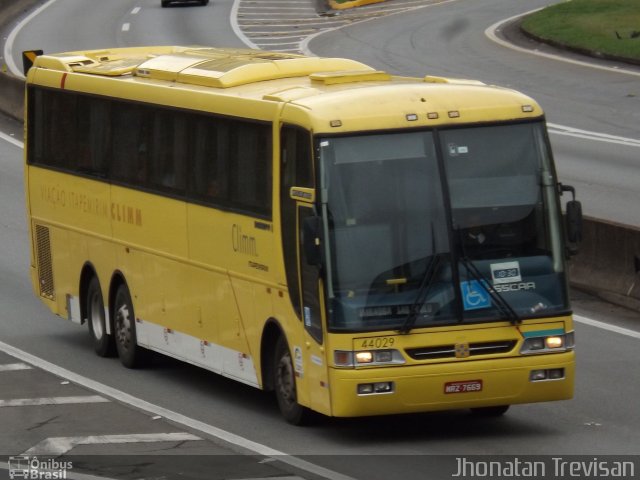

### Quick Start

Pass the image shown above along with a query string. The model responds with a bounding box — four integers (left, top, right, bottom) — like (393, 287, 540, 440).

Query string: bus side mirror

(302, 216, 323, 267)
(560, 184, 582, 255)
(565, 200, 583, 246)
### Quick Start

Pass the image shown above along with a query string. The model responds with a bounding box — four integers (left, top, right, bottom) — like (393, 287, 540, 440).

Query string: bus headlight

(520, 331, 575, 355)
(545, 336, 564, 349)
(334, 349, 405, 367)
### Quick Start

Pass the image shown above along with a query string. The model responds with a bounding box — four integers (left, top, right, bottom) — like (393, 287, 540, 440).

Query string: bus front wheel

(113, 284, 146, 368)
(87, 276, 115, 357)
(274, 336, 311, 425)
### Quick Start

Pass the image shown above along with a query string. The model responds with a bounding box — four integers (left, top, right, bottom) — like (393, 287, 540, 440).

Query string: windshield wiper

(458, 256, 521, 325)
(398, 253, 443, 334)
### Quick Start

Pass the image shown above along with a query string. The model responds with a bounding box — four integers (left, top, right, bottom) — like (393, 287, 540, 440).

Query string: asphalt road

(1, 1, 639, 479)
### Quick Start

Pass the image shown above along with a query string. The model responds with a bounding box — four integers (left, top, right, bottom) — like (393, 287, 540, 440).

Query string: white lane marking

(0, 362, 32, 372)
(131, 7, 141, 14)
(485, 9, 640, 78)
(23, 432, 201, 456)
(547, 123, 640, 148)
(122, 23, 130, 32)
(232, 0, 260, 49)
(4, 0, 59, 78)
(0, 131, 24, 149)
(574, 315, 640, 340)
(0, 339, 356, 480)
(0, 395, 109, 407)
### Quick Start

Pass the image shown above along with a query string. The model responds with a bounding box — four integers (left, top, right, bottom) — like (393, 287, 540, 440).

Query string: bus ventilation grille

(35, 225, 55, 300)
(405, 340, 517, 360)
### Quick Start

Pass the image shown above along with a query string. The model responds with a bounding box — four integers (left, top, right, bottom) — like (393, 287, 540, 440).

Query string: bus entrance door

(297, 205, 331, 415)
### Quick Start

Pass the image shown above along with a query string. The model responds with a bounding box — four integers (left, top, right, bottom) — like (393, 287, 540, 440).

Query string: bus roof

(27, 46, 543, 132)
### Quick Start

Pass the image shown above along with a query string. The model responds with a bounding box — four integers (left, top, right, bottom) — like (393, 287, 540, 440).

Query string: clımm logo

(455, 342, 470, 358)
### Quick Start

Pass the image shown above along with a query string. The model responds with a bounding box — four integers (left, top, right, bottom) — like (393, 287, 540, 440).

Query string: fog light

(357, 383, 374, 395)
(374, 382, 393, 393)
(548, 368, 565, 380)
(530, 369, 547, 381)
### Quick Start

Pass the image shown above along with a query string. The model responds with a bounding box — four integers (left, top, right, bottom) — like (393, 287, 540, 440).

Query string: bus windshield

(318, 121, 569, 332)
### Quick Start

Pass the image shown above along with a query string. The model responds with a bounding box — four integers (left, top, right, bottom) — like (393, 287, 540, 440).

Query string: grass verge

(521, 0, 640, 62)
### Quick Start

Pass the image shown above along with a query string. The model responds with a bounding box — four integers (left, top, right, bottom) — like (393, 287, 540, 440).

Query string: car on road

(161, 0, 208, 7)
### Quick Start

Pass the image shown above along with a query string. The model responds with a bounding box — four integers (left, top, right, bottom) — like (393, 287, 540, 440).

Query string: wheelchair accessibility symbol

(460, 280, 491, 311)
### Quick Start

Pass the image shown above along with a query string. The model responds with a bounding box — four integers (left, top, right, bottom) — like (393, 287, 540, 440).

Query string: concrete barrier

(569, 217, 640, 311)
(0, 72, 25, 122)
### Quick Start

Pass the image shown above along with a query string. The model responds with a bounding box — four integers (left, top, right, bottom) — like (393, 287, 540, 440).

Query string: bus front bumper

(328, 352, 574, 417)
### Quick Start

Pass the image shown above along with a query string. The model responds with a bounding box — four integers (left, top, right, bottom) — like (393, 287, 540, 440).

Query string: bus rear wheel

(113, 283, 146, 368)
(86, 276, 115, 357)
(274, 336, 311, 425)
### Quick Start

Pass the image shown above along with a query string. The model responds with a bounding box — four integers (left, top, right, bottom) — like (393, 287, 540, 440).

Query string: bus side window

(149, 110, 187, 194)
(190, 115, 224, 203)
(111, 103, 145, 185)
(77, 96, 110, 177)
(48, 91, 76, 170)
(228, 121, 272, 217)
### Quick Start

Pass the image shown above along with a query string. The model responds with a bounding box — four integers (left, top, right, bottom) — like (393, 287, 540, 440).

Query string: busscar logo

(8, 456, 73, 479)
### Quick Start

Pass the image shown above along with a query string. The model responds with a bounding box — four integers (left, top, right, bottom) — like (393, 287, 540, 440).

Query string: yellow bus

(24, 46, 582, 424)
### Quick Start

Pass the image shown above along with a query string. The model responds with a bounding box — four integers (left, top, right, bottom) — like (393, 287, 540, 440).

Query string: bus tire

(113, 283, 146, 368)
(86, 276, 115, 357)
(470, 405, 510, 417)
(274, 336, 311, 425)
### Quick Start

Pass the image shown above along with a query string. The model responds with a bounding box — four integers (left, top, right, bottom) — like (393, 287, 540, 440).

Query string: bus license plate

(444, 380, 483, 394)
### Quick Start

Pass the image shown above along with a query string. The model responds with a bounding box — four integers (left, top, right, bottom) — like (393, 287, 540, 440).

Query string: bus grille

(405, 340, 517, 360)
(35, 225, 55, 299)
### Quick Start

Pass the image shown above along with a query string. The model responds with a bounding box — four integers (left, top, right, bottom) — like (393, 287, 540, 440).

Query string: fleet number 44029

(359, 337, 396, 349)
